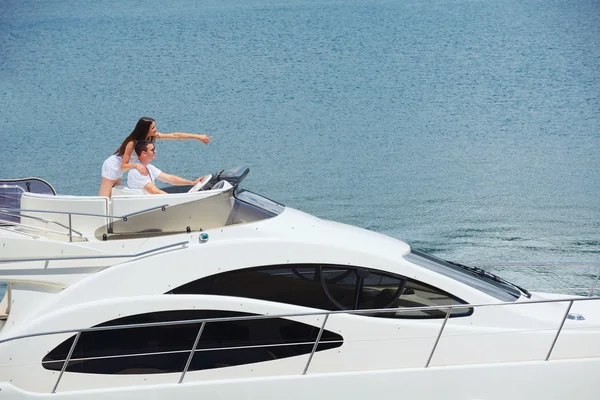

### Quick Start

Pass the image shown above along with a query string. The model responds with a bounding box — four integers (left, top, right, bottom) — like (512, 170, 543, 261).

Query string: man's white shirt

(127, 162, 162, 192)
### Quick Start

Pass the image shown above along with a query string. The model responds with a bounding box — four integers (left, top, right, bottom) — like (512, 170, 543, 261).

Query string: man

(127, 140, 205, 194)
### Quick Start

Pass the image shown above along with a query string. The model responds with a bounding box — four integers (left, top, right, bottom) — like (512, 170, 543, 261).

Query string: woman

(99, 117, 213, 197)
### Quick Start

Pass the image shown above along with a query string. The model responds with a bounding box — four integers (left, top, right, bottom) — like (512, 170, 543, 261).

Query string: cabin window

(170, 265, 471, 319)
(42, 310, 342, 374)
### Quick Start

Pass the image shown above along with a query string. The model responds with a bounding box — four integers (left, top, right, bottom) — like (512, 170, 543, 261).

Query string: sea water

(1, 0, 599, 294)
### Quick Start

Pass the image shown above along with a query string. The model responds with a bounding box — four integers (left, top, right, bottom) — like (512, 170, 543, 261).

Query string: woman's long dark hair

(115, 117, 155, 156)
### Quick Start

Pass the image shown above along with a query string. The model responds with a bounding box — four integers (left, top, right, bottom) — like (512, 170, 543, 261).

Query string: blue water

(1, 0, 599, 292)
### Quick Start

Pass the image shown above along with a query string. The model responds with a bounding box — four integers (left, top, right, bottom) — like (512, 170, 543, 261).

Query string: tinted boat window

(321, 267, 360, 309)
(387, 280, 470, 318)
(404, 250, 521, 301)
(176, 267, 337, 310)
(357, 271, 405, 310)
(42, 310, 342, 374)
(170, 265, 471, 319)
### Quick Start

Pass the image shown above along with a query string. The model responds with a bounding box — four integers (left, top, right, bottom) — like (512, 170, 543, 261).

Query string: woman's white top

(101, 151, 140, 180)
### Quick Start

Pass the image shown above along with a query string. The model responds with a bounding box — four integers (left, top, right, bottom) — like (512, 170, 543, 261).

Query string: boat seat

(112, 186, 146, 196)
(20, 193, 110, 236)
(109, 189, 235, 235)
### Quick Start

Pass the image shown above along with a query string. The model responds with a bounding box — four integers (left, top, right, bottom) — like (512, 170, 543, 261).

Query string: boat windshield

(404, 250, 524, 301)
(234, 189, 285, 215)
(224, 189, 285, 225)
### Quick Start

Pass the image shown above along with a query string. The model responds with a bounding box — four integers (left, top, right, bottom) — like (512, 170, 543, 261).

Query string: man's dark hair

(134, 140, 152, 156)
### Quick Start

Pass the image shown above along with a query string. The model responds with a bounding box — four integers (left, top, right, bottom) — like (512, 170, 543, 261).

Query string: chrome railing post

(179, 322, 206, 384)
(68, 213, 72, 242)
(52, 331, 81, 393)
(302, 314, 329, 375)
(589, 267, 600, 297)
(545, 300, 573, 361)
(425, 307, 452, 368)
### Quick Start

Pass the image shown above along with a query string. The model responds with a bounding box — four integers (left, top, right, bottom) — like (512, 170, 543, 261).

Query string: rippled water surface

(1, 0, 599, 293)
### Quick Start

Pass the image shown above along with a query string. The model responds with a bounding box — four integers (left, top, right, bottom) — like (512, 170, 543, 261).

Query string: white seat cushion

(112, 186, 146, 196)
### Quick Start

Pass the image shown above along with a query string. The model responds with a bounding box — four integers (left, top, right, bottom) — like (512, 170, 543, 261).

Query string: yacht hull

(1, 358, 598, 399)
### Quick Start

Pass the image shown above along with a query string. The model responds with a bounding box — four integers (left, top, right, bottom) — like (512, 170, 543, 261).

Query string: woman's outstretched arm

(156, 132, 213, 144)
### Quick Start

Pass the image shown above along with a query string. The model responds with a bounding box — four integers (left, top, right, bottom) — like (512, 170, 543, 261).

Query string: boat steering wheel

(188, 174, 213, 193)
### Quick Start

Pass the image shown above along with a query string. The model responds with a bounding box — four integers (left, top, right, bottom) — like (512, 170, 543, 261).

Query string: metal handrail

(545, 300, 573, 361)
(179, 322, 205, 383)
(0, 296, 596, 345)
(0, 296, 597, 393)
(303, 314, 329, 375)
(77, 339, 343, 361)
(0, 205, 169, 220)
(0, 210, 83, 237)
(0, 205, 169, 242)
(425, 306, 452, 367)
(0, 225, 41, 239)
(589, 272, 600, 298)
(0, 219, 84, 239)
(0, 240, 188, 264)
(40, 339, 344, 367)
(52, 332, 80, 394)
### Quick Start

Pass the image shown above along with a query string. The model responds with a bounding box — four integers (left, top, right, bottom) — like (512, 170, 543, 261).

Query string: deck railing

(0, 205, 169, 242)
(0, 296, 598, 393)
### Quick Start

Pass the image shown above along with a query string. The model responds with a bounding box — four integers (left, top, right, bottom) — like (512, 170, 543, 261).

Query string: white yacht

(0, 168, 598, 399)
